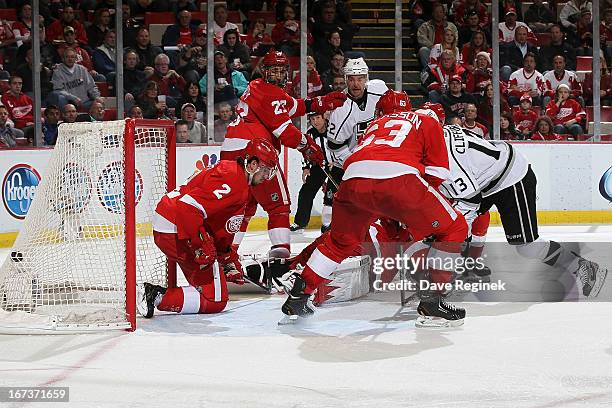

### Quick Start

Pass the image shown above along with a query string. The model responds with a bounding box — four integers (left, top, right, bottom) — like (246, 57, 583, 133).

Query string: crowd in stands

(0, 0, 356, 148)
(414, 0, 612, 140)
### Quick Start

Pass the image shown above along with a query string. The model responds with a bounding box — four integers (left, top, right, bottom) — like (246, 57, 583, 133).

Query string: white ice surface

(1, 225, 612, 408)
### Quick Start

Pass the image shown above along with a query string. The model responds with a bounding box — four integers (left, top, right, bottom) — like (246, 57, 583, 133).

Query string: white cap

(344, 57, 369, 78)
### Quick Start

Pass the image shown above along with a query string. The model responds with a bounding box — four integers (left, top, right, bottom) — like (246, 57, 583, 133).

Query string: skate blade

(590, 266, 608, 298)
(415, 315, 464, 328)
(278, 314, 300, 325)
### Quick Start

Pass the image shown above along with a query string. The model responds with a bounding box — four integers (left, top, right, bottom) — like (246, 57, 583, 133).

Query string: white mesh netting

(0, 120, 171, 333)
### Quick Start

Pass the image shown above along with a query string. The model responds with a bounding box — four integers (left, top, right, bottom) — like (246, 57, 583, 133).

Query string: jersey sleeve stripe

(272, 119, 292, 137)
(179, 194, 208, 217)
(287, 97, 298, 116)
(425, 166, 450, 181)
(221, 137, 250, 151)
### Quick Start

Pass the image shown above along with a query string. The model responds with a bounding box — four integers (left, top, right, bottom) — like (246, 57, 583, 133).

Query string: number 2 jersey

(439, 125, 529, 203)
(221, 78, 307, 159)
(153, 160, 249, 252)
(342, 111, 450, 187)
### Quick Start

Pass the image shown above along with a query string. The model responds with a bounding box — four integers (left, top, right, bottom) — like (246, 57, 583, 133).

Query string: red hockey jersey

(221, 78, 306, 159)
(512, 108, 538, 134)
(153, 160, 249, 253)
(343, 111, 449, 187)
(545, 98, 586, 126)
(0, 92, 33, 129)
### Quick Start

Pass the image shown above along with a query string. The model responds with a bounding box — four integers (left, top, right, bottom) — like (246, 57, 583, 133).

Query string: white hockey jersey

(326, 79, 388, 167)
(439, 125, 530, 203)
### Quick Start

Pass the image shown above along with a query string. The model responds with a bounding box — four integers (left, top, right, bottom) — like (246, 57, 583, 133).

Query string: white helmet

(344, 57, 369, 81)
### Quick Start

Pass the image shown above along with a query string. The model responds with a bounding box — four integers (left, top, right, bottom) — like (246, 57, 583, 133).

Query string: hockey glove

(191, 227, 217, 267)
(309, 91, 347, 114)
(219, 249, 245, 285)
(298, 135, 324, 167)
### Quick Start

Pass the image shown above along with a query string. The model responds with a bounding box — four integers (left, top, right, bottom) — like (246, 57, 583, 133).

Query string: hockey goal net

(0, 119, 176, 333)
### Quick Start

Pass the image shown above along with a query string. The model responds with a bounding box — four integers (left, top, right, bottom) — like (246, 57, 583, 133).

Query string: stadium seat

(96, 82, 109, 97)
(144, 12, 175, 26)
(585, 106, 612, 122)
(103, 108, 117, 121)
(15, 138, 29, 147)
(288, 56, 301, 73)
(148, 24, 171, 46)
(535, 33, 551, 47)
(248, 10, 276, 24)
(191, 12, 207, 23)
(0, 9, 17, 21)
(576, 56, 593, 71)
(0, 80, 8, 93)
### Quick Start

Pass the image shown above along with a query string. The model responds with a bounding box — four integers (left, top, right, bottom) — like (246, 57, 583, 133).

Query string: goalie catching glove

(219, 249, 245, 285)
(298, 135, 325, 167)
(191, 226, 217, 267)
(308, 91, 347, 114)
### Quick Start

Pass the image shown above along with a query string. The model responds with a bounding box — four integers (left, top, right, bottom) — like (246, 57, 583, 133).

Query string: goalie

(137, 139, 279, 318)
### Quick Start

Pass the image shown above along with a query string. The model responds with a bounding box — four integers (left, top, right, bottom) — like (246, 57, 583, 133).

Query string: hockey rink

(1, 225, 612, 408)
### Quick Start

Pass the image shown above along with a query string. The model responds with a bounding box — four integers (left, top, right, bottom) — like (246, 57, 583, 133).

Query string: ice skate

(320, 224, 331, 234)
(290, 223, 305, 233)
(136, 283, 166, 318)
(573, 254, 608, 297)
(416, 294, 465, 328)
(279, 273, 315, 325)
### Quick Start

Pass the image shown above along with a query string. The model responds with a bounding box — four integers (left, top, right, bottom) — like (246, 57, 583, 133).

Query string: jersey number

(271, 100, 287, 115)
(213, 184, 231, 199)
(448, 177, 468, 195)
(356, 120, 413, 151)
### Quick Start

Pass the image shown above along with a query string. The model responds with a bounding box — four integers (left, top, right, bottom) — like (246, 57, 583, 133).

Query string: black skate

(136, 283, 166, 318)
(573, 254, 608, 297)
(320, 224, 331, 234)
(279, 273, 315, 325)
(244, 258, 291, 294)
(461, 263, 492, 284)
(290, 223, 305, 233)
(416, 294, 465, 328)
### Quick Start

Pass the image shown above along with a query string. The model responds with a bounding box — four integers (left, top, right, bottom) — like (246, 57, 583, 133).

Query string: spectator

(314, 30, 343, 74)
(213, 102, 233, 143)
(466, 51, 492, 94)
(212, 4, 239, 46)
(478, 83, 510, 131)
(0, 17, 16, 67)
(531, 116, 563, 140)
(162, 10, 198, 47)
(132, 0, 170, 15)
(128, 105, 144, 119)
(177, 80, 206, 115)
(460, 31, 491, 73)
(132, 28, 163, 72)
(513, 94, 539, 138)
(441, 74, 477, 122)
(198, 50, 248, 110)
(500, 26, 538, 81)
(245, 18, 274, 57)
(462, 103, 489, 138)
(499, 0, 524, 21)
(603, 8, 612, 64)
(175, 119, 191, 143)
(46, 6, 88, 47)
(320, 50, 345, 91)
(537, 25, 577, 72)
(16, 25, 60, 73)
(583, 55, 612, 105)
(42, 105, 61, 146)
(499, 8, 535, 44)
(178, 27, 207, 83)
(330, 75, 347, 92)
(424, 50, 466, 103)
(217, 29, 252, 76)
(171, 0, 198, 13)
(500, 111, 522, 140)
(417, 4, 458, 69)
(57, 26, 105, 82)
(150, 53, 187, 105)
(458, 11, 491, 47)
(525, 0, 555, 34)
(507, 52, 544, 106)
(137, 81, 169, 119)
(311, 2, 359, 55)
(542, 55, 583, 107)
(49, 48, 102, 111)
(123, 50, 147, 109)
(87, 8, 112, 49)
(272, 4, 312, 57)
(429, 27, 460, 69)
(92, 30, 117, 84)
(62, 104, 78, 124)
(12, 4, 32, 47)
(1, 75, 34, 140)
(0, 105, 20, 148)
(120, 4, 140, 49)
(545, 84, 586, 138)
(560, 0, 592, 32)
(180, 103, 207, 143)
(455, 0, 490, 30)
(573, 8, 594, 55)
(77, 101, 106, 122)
(288, 56, 323, 98)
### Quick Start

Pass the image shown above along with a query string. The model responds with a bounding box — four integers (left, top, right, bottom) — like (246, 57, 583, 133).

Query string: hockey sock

(157, 286, 227, 314)
(468, 234, 486, 259)
(515, 238, 580, 271)
(322, 205, 332, 226)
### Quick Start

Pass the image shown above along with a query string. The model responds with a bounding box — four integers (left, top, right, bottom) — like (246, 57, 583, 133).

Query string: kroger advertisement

(0, 143, 611, 235)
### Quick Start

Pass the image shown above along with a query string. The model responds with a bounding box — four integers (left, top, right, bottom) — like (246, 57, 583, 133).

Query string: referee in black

(291, 112, 341, 232)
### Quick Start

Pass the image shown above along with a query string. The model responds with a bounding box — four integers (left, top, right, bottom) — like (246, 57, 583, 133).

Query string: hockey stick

(320, 165, 340, 190)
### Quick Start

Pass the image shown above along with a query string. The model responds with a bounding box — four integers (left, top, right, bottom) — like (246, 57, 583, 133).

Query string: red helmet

(418, 102, 446, 125)
(375, 90, 412, 117)
(262, 49, 290, 88)
(244, 138, 279, 180)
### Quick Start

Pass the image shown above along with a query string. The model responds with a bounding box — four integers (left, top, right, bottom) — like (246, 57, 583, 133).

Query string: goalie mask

(262, 49, 290, 88)
(376, 90, 412, 117)
(244, 138, 279, 183)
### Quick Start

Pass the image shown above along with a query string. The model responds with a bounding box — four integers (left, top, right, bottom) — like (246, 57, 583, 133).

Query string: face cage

(246, 160, 278, 182)
(264, 65, 289, 88)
